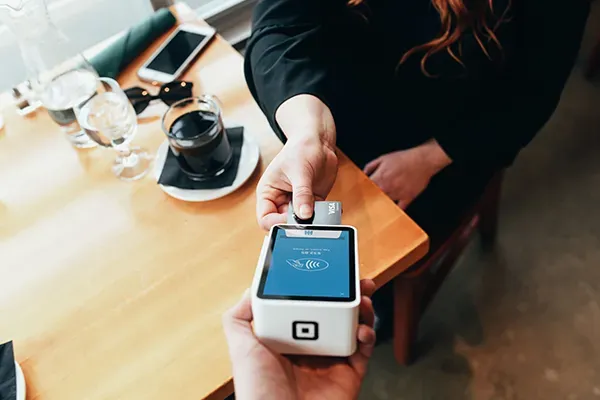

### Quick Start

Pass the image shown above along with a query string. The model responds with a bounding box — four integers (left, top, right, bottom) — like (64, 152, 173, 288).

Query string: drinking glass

(162, 95, 233, 181)
(41, 65, 99, 148)
(75, 77, 152, 181)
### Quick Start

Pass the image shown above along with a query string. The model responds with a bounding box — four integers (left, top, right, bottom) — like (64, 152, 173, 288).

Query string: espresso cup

(162, 95, 233, 181)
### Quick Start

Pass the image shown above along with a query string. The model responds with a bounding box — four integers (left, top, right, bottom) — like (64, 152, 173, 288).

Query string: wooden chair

(392, 171, 504, 364)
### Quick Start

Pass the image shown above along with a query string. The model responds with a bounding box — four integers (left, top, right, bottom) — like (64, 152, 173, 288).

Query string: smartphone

(257, 225, 358, 302)
(137, 24, 216, 84)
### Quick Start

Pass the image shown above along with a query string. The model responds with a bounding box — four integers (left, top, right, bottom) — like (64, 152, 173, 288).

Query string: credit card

(287, 201, 343, 225)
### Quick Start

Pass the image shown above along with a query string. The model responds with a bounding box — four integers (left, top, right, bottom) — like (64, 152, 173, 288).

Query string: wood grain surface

(0, 4, 428, 399)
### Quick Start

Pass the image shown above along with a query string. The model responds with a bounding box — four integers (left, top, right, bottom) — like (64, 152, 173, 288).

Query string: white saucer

(154, 127, 260, 202)
(15, 361, 25, 400)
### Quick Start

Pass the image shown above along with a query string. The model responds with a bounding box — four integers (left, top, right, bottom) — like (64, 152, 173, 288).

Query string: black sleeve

(434, 0, 590, 168)
(244, 0, 347, 142)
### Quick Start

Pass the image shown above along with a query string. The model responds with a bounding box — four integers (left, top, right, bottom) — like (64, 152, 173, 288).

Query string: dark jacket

(245, 0, 590, 168)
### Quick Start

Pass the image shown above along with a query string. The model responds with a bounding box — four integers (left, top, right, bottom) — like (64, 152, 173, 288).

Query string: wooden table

(0, 4, 428, 400)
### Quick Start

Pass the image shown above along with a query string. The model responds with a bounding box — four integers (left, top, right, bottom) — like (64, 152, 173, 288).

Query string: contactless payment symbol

(286, 258, 330, 272)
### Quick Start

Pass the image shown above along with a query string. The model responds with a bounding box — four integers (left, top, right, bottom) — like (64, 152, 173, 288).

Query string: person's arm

(244, 0, 346, 144)
(434, 0, 590, 168)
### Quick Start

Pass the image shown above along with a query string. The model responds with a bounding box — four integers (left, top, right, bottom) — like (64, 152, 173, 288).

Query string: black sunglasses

(124, 81, 194, 115)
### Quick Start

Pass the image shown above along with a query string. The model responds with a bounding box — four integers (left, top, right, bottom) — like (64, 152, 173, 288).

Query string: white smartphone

(137, 24, 216, 84)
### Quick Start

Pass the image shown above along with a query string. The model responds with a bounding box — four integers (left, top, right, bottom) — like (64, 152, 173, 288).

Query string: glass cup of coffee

(162, 95, 233, 181)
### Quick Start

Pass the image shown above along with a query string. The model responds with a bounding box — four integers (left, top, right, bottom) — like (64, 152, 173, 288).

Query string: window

(187, 0, 219, 8)
(0, 0, 255, 92)
(0, 0, 153, 91)
(199, 0, 255, 46)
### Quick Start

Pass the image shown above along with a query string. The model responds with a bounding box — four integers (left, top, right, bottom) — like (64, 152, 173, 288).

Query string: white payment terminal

(251, 224, 360, 357)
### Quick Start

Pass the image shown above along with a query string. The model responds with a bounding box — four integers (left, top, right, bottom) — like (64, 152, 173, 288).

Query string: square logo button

(292, 321, 319, 341)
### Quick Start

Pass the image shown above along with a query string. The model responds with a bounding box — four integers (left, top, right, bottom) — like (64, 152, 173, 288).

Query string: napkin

(158, 127, 244, 190)
(89, 8, 177, 79)
(0, 341, 16, 400)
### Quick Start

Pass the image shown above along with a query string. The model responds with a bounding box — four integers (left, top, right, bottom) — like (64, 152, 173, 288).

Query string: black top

(244, 0, 590, 169)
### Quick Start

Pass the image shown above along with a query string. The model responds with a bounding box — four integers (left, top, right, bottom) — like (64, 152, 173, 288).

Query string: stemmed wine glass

(75, 77, 152, 181)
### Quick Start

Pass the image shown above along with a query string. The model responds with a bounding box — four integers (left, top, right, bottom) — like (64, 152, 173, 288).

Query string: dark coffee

(168, 110, 233, 179)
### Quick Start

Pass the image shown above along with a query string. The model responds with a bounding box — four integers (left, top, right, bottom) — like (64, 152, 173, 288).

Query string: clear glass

(161, 95, 233, 181)
(75, 78, 152, 181)
(0, 0, 98, 148)
(40, 66, 99, 148)
(12, 80, 42, 116)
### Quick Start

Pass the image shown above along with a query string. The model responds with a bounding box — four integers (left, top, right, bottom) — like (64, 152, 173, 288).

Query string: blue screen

(261, 228, 352, 299)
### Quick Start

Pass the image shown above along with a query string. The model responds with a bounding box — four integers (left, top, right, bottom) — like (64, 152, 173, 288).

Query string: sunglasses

(124, 81, 194, 115)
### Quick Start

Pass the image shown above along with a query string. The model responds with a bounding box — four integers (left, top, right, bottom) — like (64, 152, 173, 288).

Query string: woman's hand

(256, 95, 338, 230)
(222, 280, 377, 400)
(364, 140, 452, 209)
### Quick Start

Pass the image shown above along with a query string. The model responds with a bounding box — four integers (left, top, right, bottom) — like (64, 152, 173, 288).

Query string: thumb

(223, 289, 253, 335)
(228, 289, 253, 322)
(222, 289, 259, 354)
(291, 175, 315, 220)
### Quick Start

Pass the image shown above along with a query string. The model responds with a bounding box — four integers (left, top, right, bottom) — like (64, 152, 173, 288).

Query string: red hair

(349, 0, 512, 76)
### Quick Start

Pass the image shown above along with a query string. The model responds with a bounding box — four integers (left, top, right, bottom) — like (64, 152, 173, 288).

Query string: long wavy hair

(348, 0, 512, 76)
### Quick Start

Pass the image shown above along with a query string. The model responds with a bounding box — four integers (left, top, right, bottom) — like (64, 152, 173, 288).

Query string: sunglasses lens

(125, 87, 151, 115)
(124, 87, 147, 101)
(161, 81, 193, 105)
(132, 101, 150, 115)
